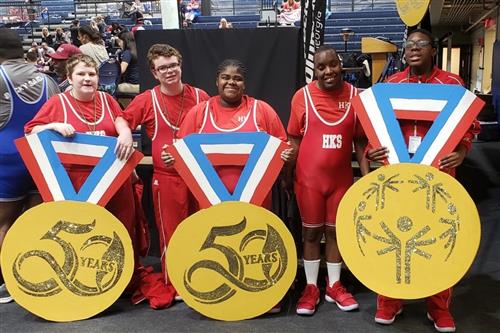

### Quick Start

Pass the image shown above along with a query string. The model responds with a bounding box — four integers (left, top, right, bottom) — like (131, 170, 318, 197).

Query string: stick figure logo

(338, 164, 480, 299)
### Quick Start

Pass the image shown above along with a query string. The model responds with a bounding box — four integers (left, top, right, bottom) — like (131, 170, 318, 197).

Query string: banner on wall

(301, 0, 326, 83)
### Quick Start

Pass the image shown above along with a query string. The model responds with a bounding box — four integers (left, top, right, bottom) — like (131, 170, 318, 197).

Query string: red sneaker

(296, 284, 320, 315)
(427, 289, 455, 332)
(427, 312, 456, 332)
(325, 280, 359, 311)
(374, 295, 403, 325)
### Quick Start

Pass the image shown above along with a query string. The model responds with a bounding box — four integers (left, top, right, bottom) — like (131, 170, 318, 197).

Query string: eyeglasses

(403, 40, 433, 49)
(155, 63, 180, 73)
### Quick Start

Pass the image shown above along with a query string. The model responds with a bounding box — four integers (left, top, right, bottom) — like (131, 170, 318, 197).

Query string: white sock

(327, 262, 342, 287)
(303, 259, 321, 286)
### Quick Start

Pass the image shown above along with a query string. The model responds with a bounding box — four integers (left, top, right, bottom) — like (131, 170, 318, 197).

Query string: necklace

(159, 85, 185, 140)
(70, 90, 98, 134)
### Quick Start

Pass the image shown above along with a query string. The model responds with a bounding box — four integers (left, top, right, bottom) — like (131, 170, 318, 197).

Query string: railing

(328, 0, 396, 12)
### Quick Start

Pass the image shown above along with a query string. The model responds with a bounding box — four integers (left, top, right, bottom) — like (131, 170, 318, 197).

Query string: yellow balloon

(0, 201, 134, 322)
(337, 164, 480, 299)
(396, 0, 431, 27)
(167, 201, 297, 321)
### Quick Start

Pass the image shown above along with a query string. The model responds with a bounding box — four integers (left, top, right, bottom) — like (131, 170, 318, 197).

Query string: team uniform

(375, 66, 481, 323)
(179, 95, 288, 209)
(288, 81, 360, 227)
(24, 91, 138, 248)
(121, 84, 209, 281)
(0, 61, 59, 201)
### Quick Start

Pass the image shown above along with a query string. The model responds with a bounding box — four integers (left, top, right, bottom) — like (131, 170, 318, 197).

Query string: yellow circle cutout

(337, 164, 480, 299)
(396, 0, 430, 27)
(167, 201, 297, 321)
(0, 201, 134, 322)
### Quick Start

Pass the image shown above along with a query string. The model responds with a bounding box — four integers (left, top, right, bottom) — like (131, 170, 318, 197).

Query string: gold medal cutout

(337, 164, 480, 299)
(0, 201, 134, 322)
(396, 0, 431, 27)
(167, 201, 297, 321)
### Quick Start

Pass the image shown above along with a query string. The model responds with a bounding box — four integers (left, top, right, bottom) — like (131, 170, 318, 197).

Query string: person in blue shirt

(0, 28, 59, 304)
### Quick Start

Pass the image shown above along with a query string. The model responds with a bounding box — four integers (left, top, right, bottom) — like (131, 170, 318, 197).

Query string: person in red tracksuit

(115, 44, 209, 302)
(367, 28, 480, 333)
(287, 45, 370, 316)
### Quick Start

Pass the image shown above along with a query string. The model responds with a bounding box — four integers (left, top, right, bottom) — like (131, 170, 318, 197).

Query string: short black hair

(216, 59, 247, 80)
(26, 50, 38, 62)
(315, 45, 337, 55)
(0, 28, 23, 60)
(407, 28, 436, 48)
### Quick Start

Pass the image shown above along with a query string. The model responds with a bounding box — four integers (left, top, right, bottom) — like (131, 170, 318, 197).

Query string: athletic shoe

(374, 295, 403, 325)
(296, 284, 320, 315)
(0, 284, 13, 304)
(325, 280, 359, 311)
(427, 312, 456, 332)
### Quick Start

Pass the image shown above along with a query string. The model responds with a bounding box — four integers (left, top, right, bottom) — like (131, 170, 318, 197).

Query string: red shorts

(294, 182, 349, 228)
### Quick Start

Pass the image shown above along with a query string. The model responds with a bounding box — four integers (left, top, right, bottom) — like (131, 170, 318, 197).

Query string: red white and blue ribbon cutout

(168, 132, 287, 208)
(15, 130, 143, 206)
(351, 83, 484, 167)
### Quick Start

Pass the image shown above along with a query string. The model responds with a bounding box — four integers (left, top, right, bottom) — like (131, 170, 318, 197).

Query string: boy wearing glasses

(367, 29, 480, 332)
(115, 44, 209, 307)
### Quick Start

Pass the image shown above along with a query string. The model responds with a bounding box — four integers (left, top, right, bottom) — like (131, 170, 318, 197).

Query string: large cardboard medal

(167, 132, 296, 320)
(0, 201, 134, 321)
(337, 163, 480, 299)
(2, 131, 140, 321)
(166, 201, 297, 321)
(395, 0, 430, 27)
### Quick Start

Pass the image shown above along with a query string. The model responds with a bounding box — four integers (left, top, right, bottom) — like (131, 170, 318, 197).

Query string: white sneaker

(0, 283, 13, 304)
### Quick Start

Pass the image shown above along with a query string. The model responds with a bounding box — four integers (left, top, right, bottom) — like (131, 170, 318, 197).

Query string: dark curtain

(135, 28, 301, 124)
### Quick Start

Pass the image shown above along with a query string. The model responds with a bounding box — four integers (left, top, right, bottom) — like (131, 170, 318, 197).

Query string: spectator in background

(54, 27, 69, 50)
(178, 0, 186, 28)
(131, 17, 145, 34)
(219, 18, 232, 29)
(128, 0, 145, 21)
(28, 41, 39, 54)
(116, 31, 139, 94)
(38, 42, 55, 67)
(95, 15, 107, 36)
(70, 19, 81, 47)
(47, 43, 82, 92)
(41, 26, 54, 48)
(111, 22, 127, 36)
(278, 0, 301, 26)
(78, 25, 109, 67)
(40, 7, 49, 21)
(184, 0, 201, 26)
(25, 50, 40, 69)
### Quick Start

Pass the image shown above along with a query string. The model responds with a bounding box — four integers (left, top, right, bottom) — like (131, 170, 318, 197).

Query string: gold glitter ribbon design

(183, 217, 288, 304)
(354, 170, 460, 284)
(12, 220, 125, 297)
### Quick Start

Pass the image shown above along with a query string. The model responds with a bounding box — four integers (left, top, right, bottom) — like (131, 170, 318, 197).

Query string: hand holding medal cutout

(0, 131, 143, 321)
(338, 83, 484, 299)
